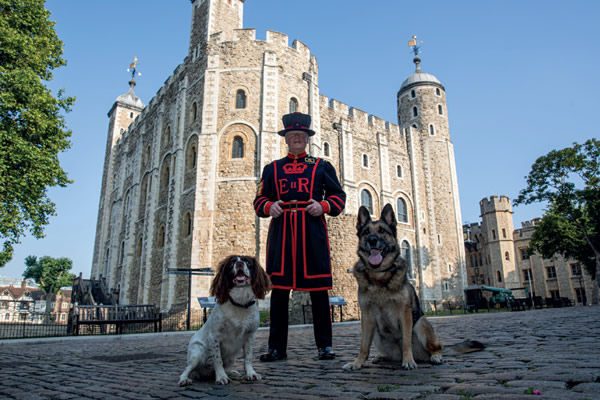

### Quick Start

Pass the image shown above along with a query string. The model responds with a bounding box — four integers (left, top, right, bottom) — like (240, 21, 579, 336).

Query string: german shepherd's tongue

(368, 249, 383, 266)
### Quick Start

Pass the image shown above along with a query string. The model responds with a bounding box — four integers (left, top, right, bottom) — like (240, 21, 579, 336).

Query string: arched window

(187, 144, 197, 169)
(161, 165, 170, 189)
(412, 106, 418, 117)
(505, 251, 510, 261)
(129, 112, 133, 118)
(158, 226, 165, 248)
(429, 124, 435, 135)
(438, 104, 443, 115)
(436, 88, 441, 96)
(191, 102, 197, 122)
(397, 198, 408, 223)
(402, 240, 413, 279)
(361, 189, 373, 215)
(410, 89, 416, 98)
(289, 97, 298, 113)
(232, 136, 244, 158)
(497, 270, 502, 283)
(323, 142, 330, 157)
(235, 90, 246, 109)
(396, 165, 402, 178)
(362, 154, 369, 168)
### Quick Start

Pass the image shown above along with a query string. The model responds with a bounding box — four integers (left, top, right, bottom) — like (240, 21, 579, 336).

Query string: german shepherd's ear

(356, 206, 372, 236)
(380, 204, 397, 237)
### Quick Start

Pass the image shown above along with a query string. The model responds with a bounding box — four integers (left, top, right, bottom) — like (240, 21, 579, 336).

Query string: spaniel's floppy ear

(250, 258, 271, 299)
(210, 256, 234, 304)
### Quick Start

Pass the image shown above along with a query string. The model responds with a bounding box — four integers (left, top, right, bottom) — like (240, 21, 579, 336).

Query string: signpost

(164, 268, 214, 330)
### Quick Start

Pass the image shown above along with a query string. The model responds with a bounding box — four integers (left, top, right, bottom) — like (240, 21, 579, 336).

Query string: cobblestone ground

(1, 306, 599, 400)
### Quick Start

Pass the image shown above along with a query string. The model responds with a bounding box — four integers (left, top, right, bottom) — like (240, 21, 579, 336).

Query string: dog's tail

(443, 340, 485, 355)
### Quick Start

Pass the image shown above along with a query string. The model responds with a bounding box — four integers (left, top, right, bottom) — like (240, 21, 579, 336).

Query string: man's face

(285, 130, 308, 153)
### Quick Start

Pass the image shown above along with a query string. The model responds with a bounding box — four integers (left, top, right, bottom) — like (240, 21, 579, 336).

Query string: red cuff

(320, 201, 331, 214)
(264, 201, 273, 216)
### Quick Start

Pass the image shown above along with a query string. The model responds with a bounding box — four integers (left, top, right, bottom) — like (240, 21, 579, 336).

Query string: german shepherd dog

(343, 204, 484, 371)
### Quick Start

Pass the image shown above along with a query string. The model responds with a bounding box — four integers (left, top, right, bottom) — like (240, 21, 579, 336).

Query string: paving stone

(0, 307, 599, 399)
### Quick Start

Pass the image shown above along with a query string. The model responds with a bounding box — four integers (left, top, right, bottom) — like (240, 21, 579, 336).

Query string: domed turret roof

(115, 79, 145, 110)
(400, 71, 441, 90)
(399, 56, 443, 93)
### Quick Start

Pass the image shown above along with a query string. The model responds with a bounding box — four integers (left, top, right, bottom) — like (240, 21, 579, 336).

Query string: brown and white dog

(179, 256, 271, 386)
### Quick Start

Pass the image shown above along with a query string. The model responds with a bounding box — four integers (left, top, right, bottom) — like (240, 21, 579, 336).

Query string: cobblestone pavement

(1, 306, 599, 400)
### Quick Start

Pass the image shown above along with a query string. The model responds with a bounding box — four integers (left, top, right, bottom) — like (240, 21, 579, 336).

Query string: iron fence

(0, 309, 208, 340)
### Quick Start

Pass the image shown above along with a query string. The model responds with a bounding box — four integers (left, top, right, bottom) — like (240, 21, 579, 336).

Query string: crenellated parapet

(479, 195, 513, 216)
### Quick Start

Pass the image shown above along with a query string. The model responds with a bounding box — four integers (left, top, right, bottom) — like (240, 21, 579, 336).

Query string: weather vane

(127, 57, 142, 80)
(408, 35, 423, 57)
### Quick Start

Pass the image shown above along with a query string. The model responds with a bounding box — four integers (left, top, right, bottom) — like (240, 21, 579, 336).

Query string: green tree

(0, 0, 75, 266)
(514, 138, 600, 304)
(23, 255, 74, 322)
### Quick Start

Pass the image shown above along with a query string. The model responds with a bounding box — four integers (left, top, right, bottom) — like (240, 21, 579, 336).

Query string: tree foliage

(23, 255, 74, 294)
(0, 0, 75, 266)
(514, 138, 600, 302)
(23, 255, 74, 322)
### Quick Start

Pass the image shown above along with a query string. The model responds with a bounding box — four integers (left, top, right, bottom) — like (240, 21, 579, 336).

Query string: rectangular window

(575, 288, 587, 304)
(491, 230, 496, 240)
(523, 269, 533, 282)
(502, 228, 506, 238)
(571, 263, 582, 276)
(546, 266, 557, 279)
(520, 248, 530, 260)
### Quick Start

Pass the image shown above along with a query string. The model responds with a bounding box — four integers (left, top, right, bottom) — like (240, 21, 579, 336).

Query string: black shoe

(259, 348, 287, 362)
(318, 346, 336, 360)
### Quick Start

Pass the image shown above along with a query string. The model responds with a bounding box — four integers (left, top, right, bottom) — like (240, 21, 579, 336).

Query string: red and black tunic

(254, 152, 346, 291)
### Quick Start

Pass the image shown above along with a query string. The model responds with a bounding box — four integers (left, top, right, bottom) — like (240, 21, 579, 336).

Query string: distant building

(464, 195, 592, 305)
(0, 279, 72, 324)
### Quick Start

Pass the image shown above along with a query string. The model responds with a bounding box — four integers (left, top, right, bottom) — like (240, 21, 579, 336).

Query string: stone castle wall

(92, 0, 466, 317)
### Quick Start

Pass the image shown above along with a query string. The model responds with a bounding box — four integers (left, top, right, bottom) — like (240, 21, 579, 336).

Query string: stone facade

(91, 0, 466, 317)
(464, 195, 593, 305)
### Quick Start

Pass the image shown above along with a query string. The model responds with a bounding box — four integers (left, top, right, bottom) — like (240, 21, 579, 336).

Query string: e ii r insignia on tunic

(304, 157, 316, 164)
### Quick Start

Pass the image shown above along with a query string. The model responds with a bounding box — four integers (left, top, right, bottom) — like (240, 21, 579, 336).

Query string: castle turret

(479, 195, 519, 288)
(397, 39, 466, 307)
(91, 75, 144, 286)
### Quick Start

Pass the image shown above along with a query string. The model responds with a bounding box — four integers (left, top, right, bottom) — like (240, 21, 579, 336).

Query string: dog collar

(230, 298, 256, 308)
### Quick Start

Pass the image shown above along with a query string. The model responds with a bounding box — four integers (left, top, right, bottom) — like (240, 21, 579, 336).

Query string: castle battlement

(479, 195, 513, 215)
(321, 95, 398, 133)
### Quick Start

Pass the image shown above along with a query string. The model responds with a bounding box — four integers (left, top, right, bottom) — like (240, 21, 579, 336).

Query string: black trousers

(268, 288, 332, 351)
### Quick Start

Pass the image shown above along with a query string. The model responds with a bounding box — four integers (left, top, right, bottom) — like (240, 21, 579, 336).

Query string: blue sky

(2, 0, 599, 279)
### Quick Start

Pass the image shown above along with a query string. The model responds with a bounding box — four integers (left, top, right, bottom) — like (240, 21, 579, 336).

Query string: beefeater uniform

(254, 152, 346, 290)
(254, 151, 346, 352)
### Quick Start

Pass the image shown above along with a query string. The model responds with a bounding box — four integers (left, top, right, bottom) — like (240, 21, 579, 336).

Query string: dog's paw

(227, 369, 241, 378)
(401, 359, 418, 370)
(372, 355, 387, 364)
(215, 373, 230, 385)
(430, 354, 443, 365)
(245, 371, 261, 381)
(178, 378, 193, 387)
(343, 361, 364, 371)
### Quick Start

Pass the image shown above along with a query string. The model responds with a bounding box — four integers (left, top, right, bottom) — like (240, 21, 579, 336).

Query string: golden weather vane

(127, 57, 142, 80)
(408, 35, 423, 56)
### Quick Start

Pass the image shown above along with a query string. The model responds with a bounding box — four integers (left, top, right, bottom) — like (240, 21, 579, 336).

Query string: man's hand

(269, 200, 284, 218)
(306, 199, 324, 217)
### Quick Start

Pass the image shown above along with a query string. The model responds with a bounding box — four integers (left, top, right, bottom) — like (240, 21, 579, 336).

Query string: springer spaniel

(179, 255, 271, 386)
